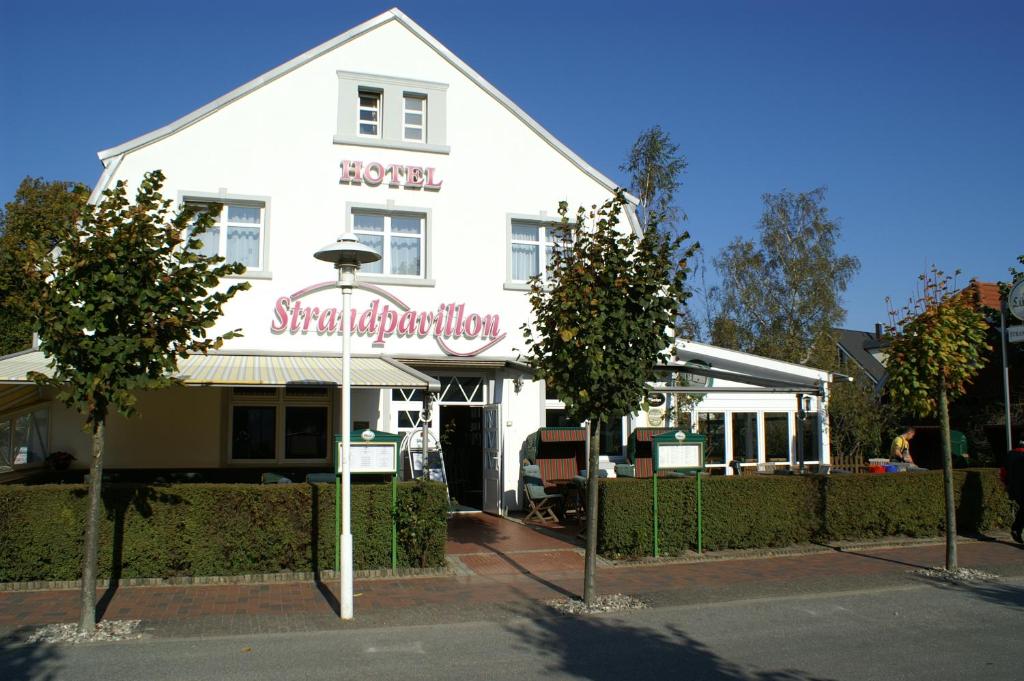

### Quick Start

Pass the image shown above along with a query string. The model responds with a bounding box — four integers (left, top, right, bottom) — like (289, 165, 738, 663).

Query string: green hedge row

(597, 469, 1017, 559)
(0, 480, 448, 582)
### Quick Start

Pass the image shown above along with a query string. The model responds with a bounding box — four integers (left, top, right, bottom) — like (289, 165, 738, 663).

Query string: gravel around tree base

(547, 593, 648, 615)
(26, 619, 143, 644)
(914, 567, 1000, 585)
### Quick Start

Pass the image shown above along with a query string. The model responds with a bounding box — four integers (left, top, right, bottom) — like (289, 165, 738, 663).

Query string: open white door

(482, 404, 502, 514)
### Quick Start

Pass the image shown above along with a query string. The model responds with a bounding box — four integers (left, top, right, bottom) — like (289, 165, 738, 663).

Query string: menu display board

(340, 441, 398, 474)
(657, 443, 702, 470)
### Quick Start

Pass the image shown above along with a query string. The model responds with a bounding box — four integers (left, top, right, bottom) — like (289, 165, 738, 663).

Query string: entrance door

(482, 404, 502, 514)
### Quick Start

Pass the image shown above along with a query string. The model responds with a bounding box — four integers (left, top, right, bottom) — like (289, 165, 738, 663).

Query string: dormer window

(358, 91, 381, 138)
(336, 72, 449, 154)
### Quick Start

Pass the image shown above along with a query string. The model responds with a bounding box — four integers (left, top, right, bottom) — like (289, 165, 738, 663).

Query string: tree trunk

(583, 420, 601, 606)
(938, 376, 958, 570)
(79, 420, 105, 634)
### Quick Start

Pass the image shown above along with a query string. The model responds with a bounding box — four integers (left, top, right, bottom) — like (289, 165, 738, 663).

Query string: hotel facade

(0, 9, 836, 511)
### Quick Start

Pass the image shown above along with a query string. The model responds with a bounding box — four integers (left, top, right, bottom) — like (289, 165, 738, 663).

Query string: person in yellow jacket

(890, 426, 916, 463)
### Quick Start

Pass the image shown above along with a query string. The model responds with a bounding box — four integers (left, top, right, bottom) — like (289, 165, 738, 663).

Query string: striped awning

(0, 385, 42, 413)
(538, 427, 587, 443)
(0, 350, 438, 391)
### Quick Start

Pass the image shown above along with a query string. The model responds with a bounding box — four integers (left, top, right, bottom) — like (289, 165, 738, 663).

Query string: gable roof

(964, 280, 1002, 311)
(834, 328, 887, 385)
(95, 8, 635, 209)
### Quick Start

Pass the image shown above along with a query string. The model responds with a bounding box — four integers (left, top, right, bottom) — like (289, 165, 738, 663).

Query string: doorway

(439, 405, 484, 510)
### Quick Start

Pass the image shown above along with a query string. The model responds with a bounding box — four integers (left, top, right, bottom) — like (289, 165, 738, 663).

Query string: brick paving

(1, 514, 1022, 639)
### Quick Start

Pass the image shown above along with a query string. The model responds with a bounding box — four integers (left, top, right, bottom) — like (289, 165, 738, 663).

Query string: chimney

(874, 323, 882, 340)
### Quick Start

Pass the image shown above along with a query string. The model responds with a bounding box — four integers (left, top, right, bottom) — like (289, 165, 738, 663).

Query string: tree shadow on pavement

(504, 609, 836, 681)
(0, 628, 64, 681)
(925, 579, 1024, 612)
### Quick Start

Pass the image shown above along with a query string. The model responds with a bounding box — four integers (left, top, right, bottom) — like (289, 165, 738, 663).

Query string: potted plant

(45, 451, 75, 471)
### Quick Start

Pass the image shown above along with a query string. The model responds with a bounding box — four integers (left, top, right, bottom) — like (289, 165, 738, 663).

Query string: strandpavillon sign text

(271, 282, 505, 357)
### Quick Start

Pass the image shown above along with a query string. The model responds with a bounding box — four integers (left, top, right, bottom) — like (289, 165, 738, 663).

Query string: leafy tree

(25, 171, 250, 633)
(829, 373, 890, 464)
(712, 188, 859, 366)
(884, 267, 990, 570)
(0, 178, 90, 355)
(620, 125, 688, 233)
(522, 190, 697, 605)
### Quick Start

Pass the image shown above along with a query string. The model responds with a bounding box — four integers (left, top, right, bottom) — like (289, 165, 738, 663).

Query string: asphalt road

(3, 577, 1022, 681)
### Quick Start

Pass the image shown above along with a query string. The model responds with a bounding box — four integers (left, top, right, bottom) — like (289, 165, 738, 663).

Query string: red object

(869, 465, 887, 474)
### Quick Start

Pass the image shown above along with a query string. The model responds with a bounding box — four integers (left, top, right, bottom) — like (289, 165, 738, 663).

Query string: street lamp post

(314, 233, 381, 620)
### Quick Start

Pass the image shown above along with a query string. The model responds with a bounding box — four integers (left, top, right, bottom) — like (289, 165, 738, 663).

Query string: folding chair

(523, 464, 561, 523)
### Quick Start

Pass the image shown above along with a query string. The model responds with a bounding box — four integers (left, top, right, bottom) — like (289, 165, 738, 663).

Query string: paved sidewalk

(2, 526, 1022, 640)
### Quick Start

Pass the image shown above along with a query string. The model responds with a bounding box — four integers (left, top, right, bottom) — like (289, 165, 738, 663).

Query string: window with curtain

(358, 90, 381, 137)
(187, 201, 265, 271)
(510, 220, 555, 283)
(352, 211, 424, 277)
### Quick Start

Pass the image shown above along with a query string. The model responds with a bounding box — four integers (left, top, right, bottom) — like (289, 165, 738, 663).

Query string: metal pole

(340, 270, 354, 620)
(391, 473, 398, 571)
(696, 471, 702, 555)
(1000, 302, 1013, 453)
(652, 474, 660, 557)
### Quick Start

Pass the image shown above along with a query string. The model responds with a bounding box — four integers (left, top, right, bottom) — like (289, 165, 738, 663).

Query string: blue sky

(1, 0, 1021, 330)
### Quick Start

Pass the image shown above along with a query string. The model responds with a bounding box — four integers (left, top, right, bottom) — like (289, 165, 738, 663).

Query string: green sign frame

(334, 430, 402, 572)
(650, 431, 707, 557)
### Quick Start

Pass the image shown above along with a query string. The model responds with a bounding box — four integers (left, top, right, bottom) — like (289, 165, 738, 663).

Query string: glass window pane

(194, 226, 220, 259)
(390, 236, 421, 275)
(391, 388, 423, 402)
(404, 112, 422, 126)
(391, 215, 422, 234)
(359, 123, 378, 136)
(354, 233, 383, 273)
(285, 406, 327, 459)
(359, 109, 379, 122)
(600, 419, 622, 456)
(731, 412, 758, 463)
(404, 96, 423, 112)
(359, 94, 379, 108)
(698, 412, 725, 465)
(511, 223, 539, 242)
(226, 226, 260, 268)
(233, 387, 276, 398)
(285, 386, 329, 398)
(13, 410, 48, 466)
(404, 127, 422, 141)
(353, 213, 385, 232)
(765, 413, 789, 462)
(800, 414, 819, 462)
(232, 406, 276, 459)
(0, 420, 10, 469)
(511, 243, 540, 281)
(227, 205, 260, 224)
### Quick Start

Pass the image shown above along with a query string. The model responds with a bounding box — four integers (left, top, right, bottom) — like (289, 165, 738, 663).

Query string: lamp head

(314, 233, 381, 268)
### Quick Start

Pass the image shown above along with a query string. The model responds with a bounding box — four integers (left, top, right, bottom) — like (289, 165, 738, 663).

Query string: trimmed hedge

(598, 469, 1016, 559)
(0, 480, 448, 582)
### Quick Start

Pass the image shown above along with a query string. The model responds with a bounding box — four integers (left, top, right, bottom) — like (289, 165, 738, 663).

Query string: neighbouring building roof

(965, 280, 1002, 311)
(834, 328, 888, 386)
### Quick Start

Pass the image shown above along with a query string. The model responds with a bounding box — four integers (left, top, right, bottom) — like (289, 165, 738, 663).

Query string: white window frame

(0, 405, 50, 471)
(508, 218, 556, 285)
(182, 194, 271, 278)
(352, 210, 426, 279)
(357, 90, 382, 138)
(402, 93, 426, 143)
(228, 387, 333, 465)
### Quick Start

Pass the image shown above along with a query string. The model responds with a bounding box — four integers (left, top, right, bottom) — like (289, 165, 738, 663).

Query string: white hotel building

(0, 9, 837, 512)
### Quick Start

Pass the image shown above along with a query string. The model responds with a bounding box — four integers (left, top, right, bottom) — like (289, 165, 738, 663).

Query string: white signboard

(1010, 279, 1024, 321)
(657, 443, 703, 470)
(1009, 325, 1024, 344)
(344, 443, 397, 474)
